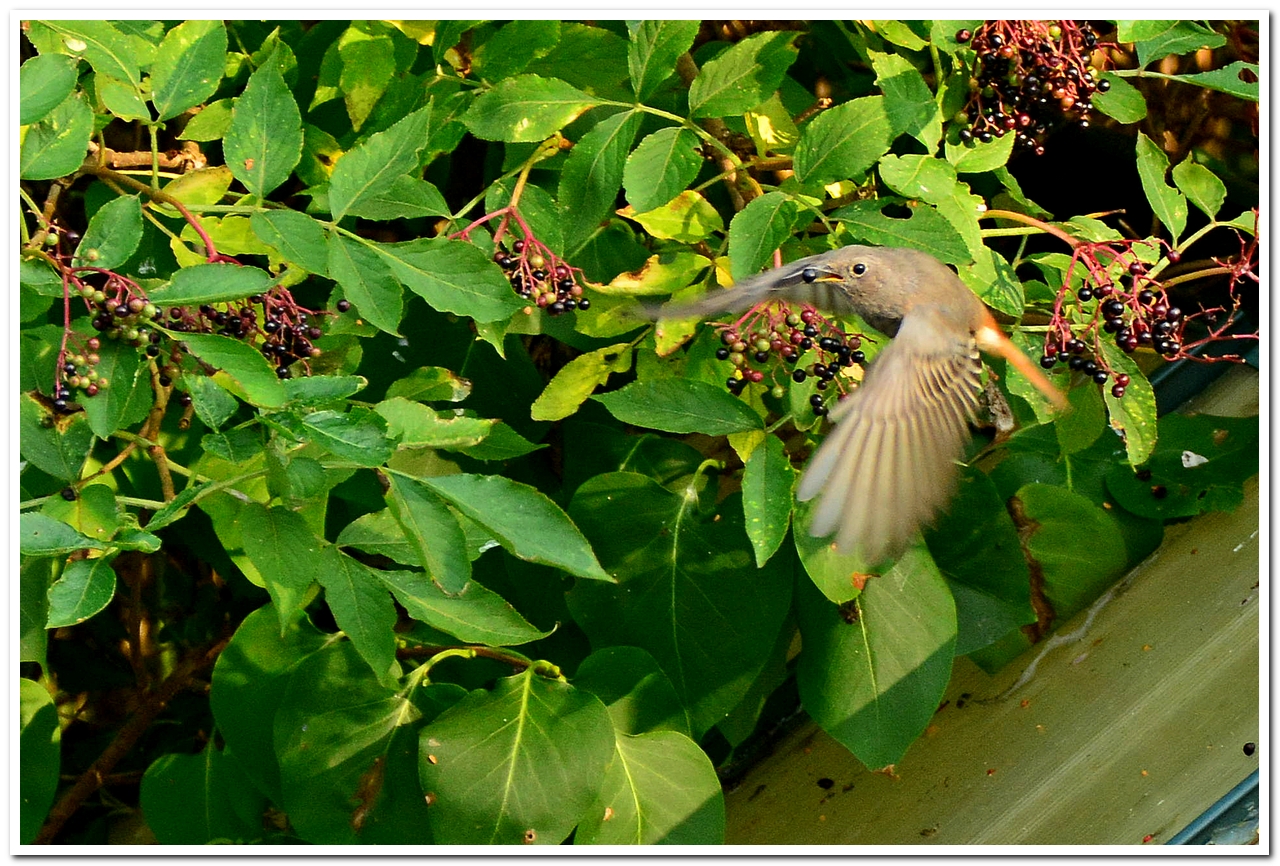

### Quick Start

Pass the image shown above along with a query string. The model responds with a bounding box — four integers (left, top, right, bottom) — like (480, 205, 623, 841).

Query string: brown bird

(666, 245, 1067, 565)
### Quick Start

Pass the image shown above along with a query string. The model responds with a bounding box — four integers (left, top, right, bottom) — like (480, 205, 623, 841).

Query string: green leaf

(344, 176, 451, 221)
(80, 335, 152, 441)
(384, 473, 471, 594)
(870, 51, 943, 149)
(1099, 341, 1159, 465)
(923, 465, 1034, 655)
(627, 20, 699, 101)
(1172, 157, 1227, 218)
(1135, 21, 1226, 67)
(960, 245, 1024, 317)
(568, 475, 794, 735)
(223, 61, 303, 198)
(877, 154, 959, 204)
(183, 375, 237, 432)
(531, 343, 633, 422)
(796, 544, 957, 769)
(178, 332, 287, 409)
(419, 668, 616, 844)
(298, 408, 393, 466)
(559, 110, 643, 252)
(20, 53, 79, 125)
(21, 559, 51, 667)
(420, 473, 612, 582)
(375, 398, 493, 449)
(72, 194, 143, 270)
(150, 20, 227, 121)
(1163, 61, 1259, 102)
(1092, 72, 1147, 123)
(742, 434, 795, 567)
(943, 127, 1015, 173)
(275, 642, 459, 844)
(180, 98, 232, 140)
(47, 555, 117, 627)
(317, 548, 398, 684)
(20, 512, 102, 556)
(455, 423, 547, 462)
(20, 90, 93, 180)
(338, 508, 426, 567)
(462, 74, 599, 142)
(373, 567, 549, 645)
(576, 730, 725, 844)
(19, 394, 94, 480)
(44, 20, 141, 86)
(374, 238, 525, 323)
(1115, 21, 1177, 41)
(150, 262, 274, 306)
(728, 190, 805, 279)
(251, 210, 330, 276)
(209, 607, 330, 804)
(831, 199, 971, 265)
(1135, 132, 1187, 240)
(873, 19, 928, 48)
(793, 96, 893, 184)
(385, 366, 471, 403)
(1104, 413, 1258, 520)
(326, 234, 404, 335)
(239, 504, 325, 628)
(688, 31, 800, 118)
(627, 191, 724, 244)
(19, 679, 61, 844)
(1012, 483, 1128, 620)
(1056, 379, 1107, 455)
(793, 495, 875, 604)
(339, 35, 395, 131)
(573, 646, 691, 737)
(473, 20, 562, 81)
(328, 104, 431, 221)
(41, 483, 119, 543)
(594, 379, 764, 436)
(140, 741, 266, 844)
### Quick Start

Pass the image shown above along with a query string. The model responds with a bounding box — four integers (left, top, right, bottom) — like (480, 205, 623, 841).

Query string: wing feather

(797, 305, 983, 563)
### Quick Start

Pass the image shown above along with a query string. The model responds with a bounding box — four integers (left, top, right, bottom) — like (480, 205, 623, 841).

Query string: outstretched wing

(656, 253, 857, 319)
(796, 304, 983, 564)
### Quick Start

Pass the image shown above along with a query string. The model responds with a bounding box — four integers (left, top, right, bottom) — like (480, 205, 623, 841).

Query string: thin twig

(32, 636, 230, 844)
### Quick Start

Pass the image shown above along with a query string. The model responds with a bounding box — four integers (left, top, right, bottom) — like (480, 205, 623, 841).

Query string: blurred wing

(655, 255, 857, 319)
(796, 304, 983, 564)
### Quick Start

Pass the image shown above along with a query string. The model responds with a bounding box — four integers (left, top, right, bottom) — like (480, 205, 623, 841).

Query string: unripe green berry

(44, 232, 59, 247)
(85, 248, 101, 262)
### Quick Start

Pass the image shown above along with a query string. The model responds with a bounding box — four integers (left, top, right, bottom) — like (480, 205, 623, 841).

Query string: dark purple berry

(60, 487, 77, 501)
(792, 370, 807, 383)
(336, 299, 352, 313)
(1111, 384, 1126, 398)
(576, 298, 590, 311)
(1077, 287, 1093, 302)
(1040, 355, 1057, 369)
(956, 28, 972, 43)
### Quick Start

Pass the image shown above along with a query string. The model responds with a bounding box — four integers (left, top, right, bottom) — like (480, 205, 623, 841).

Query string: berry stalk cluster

(954, 20, 1110, 156)
(41, 238, 349, 414)
(712, 303, 867, 416)
(1037, 231, 1258, 398)
(493, 237, 589, 316)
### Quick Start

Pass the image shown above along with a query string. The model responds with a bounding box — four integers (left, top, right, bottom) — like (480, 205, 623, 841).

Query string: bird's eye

(801, 267, 818, 283)
(852, 263, 867, 276)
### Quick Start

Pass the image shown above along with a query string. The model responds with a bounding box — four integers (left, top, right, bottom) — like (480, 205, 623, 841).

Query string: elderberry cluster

(1038, 253, 1185, 399)
(494, 239, 589, 316)
(954, 21, 1108, 156)
(164, 291, 329, 380)
(713, 307, 866, 416)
